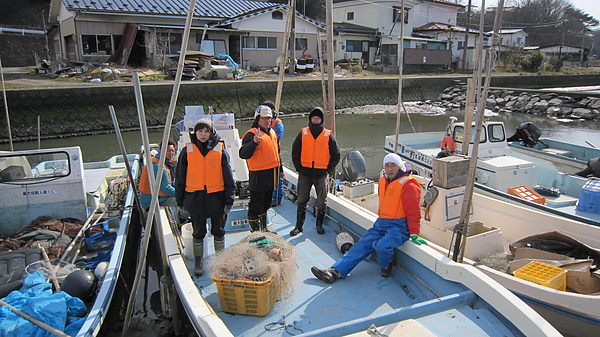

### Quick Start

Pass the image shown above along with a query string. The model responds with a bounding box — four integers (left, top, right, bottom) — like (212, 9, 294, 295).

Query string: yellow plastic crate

(212, 274, 280, 316)
(513, 261, 567, 291)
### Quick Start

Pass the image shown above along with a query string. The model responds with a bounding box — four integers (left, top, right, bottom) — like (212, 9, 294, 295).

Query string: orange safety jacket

(377, 175, 419, 219)
(270, 117, 282, 129)
(242, 128, 281, 171)
(139, 156, 172, 197)
(300, 127, 331, 169)
(440, 135, 456, 152)
(184, 142, 225, 193)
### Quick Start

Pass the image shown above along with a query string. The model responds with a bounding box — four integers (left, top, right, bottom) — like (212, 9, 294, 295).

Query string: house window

(244, 36, 277, 50)
(157, 32, 182, 55)
(272, 11, 283, 20)
(393, 6, 409, 24)
(381, 44, 398, 66)
(516, 37, 522, 45)
(346, 40, 365, 52)
(347, 12, 354, 21)
(416, 43, 427, 49)
(457, 41, 464, 50)
(82, 34, 113, 55)
(295, 38, 308, 51)
(201, 40, 227, 56)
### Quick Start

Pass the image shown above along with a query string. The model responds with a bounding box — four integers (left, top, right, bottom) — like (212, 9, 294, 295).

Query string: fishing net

(208, 232, 297, 298)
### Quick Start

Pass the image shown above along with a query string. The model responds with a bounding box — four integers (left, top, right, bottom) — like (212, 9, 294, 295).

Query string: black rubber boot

(214, 236, 225, 253)
(381, 261, 393, 277)
(259, 213, 276, 234)
(193, 242, 204, 277)
(248, 218, 260, 232)
(316, 210, 326, 235)
(290, 208, 306, 236)
(311, 266, 340, 284)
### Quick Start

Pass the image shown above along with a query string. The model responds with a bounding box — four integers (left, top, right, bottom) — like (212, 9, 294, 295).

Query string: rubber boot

(316, 210, 326, 235)
(248, 218, 260, 232)
(214, 236, 225, 253)
(260, 213, 276, 234)
(290, 209, 306, 236)
(193, 242, 204, 277)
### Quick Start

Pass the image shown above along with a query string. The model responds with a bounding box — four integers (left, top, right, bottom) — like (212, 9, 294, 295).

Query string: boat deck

(185, 196, 521, 337)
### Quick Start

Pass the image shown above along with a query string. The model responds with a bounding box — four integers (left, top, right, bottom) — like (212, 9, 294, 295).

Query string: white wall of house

(230, 11, 322, 69)
(499, 30, 527, 48)
(412, 1, 458, 27)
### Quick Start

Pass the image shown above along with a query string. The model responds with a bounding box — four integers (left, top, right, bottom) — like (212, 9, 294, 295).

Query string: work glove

(410, 235, 427, 245)
(224, 204, 233, 214)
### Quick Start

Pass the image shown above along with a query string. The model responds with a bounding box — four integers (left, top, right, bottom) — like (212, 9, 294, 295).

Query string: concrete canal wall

(2, 74, 600, 141)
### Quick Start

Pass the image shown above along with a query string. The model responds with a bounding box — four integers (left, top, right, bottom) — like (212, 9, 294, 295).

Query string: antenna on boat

(0, 58, 13, 151)
(453, 0, 505, 263)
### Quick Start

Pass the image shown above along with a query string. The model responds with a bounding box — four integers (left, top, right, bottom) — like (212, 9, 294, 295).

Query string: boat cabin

(449, 120, 512, 158)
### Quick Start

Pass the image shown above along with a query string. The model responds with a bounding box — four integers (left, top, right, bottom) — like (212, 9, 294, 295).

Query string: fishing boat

(506, 123, 600, 175)
(150, 108, 561, 337)
(384, 117, 600, 227)
(0, 146, 140, 336)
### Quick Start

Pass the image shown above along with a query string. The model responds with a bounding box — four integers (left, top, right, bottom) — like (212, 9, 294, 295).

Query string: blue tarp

(0, 271, 87, 336)
(217, 54, 238, 68)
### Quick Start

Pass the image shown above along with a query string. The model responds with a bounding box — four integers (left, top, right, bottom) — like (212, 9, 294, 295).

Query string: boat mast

(0, 58, 13, 151)
(453, 0, 505, 263)
(393, 0, 405, 153)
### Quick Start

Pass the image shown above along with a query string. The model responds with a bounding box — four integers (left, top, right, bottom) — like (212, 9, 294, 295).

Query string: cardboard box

(432, 155, 470, 189)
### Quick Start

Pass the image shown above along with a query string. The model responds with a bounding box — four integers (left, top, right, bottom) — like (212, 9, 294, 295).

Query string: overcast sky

(466, 1, 600, 24)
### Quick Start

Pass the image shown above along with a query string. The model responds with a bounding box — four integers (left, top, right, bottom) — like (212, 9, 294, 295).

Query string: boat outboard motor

(341, 151, 367, 182)
(575, 157, 600, 178)
(507, 122, 542, 148)
(62, 269, 97, 303)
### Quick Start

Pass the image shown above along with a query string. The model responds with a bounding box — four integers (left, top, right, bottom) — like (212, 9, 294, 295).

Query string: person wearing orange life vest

(175, 119, 235, 276)
(290, 107, 340, 236)
(239, 105, 283, 233)
(261, 100, 286, 206)
(139, 139, 177, 209)
(311, 153, 427, 284)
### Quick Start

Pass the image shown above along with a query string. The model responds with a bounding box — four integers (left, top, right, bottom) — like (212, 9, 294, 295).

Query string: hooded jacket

(239, 116, 282, 191)
(175, 131, 235, 218)
(292, 108, 340, 176)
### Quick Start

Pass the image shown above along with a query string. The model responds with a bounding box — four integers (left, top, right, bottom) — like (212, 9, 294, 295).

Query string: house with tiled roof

(48, 0, 325, 69)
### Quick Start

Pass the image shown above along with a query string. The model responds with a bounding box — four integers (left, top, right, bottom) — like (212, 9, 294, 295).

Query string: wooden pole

(0, 299, 70, 337)
(37, 243, 61, 291)
(37, 115, 41, 149)
(121, 0, 197, 334)
(317, 31, 327, 108)
(454, 0, 505, 263)
(393, 0, 405, 154)
(275, 0, 294, 112)
(325, 0, 335, 133)
(0, 58, 13, 151)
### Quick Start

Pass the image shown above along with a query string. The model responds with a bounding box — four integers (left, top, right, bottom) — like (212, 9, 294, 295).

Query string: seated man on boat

(139, 139, 177, 209)
(290, 107, 340, 236)
(438, 130, 456, 158)
(239, 105, 283, 233)
(311, 153, 427, 283)
(175, 119, 236, 276)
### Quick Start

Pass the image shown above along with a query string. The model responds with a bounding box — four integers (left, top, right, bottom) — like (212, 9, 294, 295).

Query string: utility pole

(460, 0, 472, 72)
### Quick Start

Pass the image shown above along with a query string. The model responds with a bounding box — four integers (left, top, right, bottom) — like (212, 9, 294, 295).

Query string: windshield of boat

(0, 151, 70, 183)
(452, 123, 506, 144)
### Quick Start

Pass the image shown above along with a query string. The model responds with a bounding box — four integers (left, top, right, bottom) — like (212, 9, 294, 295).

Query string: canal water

(2, 105, 599, 180)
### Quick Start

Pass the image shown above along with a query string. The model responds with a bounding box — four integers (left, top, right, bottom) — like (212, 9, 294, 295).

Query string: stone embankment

(437, 86, 600, 120)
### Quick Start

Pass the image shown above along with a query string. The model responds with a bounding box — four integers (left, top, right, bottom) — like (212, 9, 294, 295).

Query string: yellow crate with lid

(513, 261, 567, 291)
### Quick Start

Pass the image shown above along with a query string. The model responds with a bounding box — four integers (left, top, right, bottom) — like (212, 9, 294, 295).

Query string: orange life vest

(300, 127, 331, 169)
(377, 175, 419, 219)
(440, 135, 456, 152)
(270, 117, 282, 129)
(139, 156, 172, 197)
(242, 128, 281, 171)
(184, 142, 225, 193)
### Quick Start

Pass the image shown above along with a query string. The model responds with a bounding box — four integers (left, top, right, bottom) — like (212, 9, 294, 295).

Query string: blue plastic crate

(576, 179, 600, 214)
